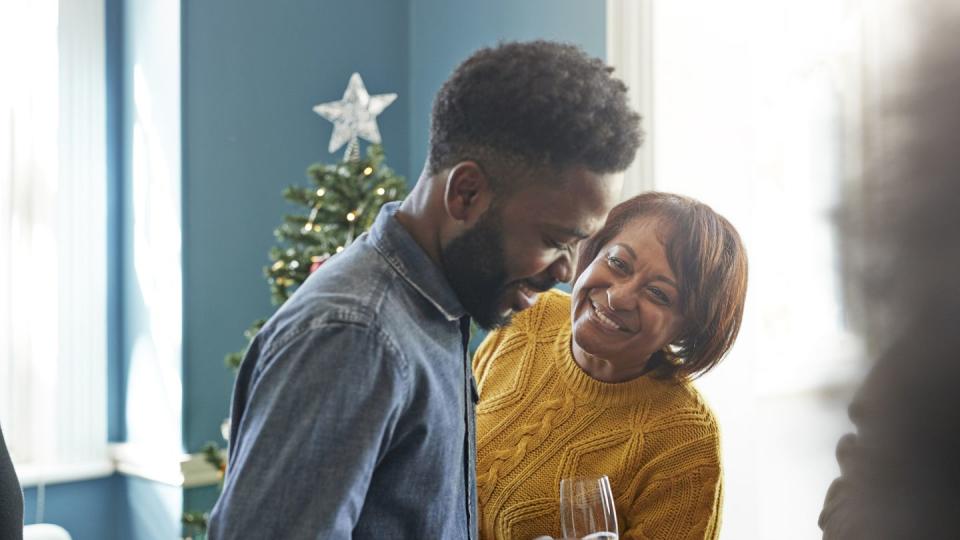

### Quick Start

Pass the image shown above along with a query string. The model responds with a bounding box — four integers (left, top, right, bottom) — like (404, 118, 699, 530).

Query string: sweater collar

(553, 323, 665, 407)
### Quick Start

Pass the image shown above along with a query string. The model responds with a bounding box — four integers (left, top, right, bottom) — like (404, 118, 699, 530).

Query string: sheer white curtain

(606, 1, 906, 537)
(0, 0, 109, 481)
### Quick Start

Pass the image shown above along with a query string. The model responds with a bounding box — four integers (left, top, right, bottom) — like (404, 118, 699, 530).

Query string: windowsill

(110, 442, 222, 488)
(15, 443, 222, 488)
(16, 460, 115, 488)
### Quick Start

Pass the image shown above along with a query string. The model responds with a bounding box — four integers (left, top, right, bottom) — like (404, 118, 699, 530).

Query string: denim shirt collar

(368, 201, 467, 322)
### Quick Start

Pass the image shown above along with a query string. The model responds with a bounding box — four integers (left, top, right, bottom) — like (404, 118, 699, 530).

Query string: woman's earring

(663, 347, 683, 365)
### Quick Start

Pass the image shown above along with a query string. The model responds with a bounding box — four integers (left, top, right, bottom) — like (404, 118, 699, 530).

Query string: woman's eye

(649, 287, 671, 306)
(606, 255, 629, 273)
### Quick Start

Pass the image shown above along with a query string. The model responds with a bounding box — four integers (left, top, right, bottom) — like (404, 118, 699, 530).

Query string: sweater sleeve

(621, 427, 722, 540)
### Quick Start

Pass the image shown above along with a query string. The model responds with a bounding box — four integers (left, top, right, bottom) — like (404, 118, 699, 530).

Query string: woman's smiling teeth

(590, 299, 629, 332)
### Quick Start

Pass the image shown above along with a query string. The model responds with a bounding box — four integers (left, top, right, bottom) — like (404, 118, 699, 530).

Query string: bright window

(606, 1, 902, 537)
(0, 0, 110, 484)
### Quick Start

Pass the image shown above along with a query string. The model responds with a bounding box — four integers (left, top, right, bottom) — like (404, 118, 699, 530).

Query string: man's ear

(444, 161, 493, 222)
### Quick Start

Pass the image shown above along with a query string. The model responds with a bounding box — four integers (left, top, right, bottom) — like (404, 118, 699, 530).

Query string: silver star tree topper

(313, 73, 397, 161)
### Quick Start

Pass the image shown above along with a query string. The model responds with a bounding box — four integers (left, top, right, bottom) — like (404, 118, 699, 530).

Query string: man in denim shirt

(209, 41, 640, 539)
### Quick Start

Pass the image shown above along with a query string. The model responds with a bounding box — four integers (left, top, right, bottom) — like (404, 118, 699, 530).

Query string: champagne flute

(559, 475, 619, 540)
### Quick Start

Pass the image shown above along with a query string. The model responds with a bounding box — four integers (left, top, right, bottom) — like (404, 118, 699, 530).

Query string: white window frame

(607, 0, 655, 199)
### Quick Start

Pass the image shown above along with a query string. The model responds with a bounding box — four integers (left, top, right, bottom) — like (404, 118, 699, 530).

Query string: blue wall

(122, 477, 181, 540)
(106, 0, 124, 446)
(21, 476, 185, 540)
(23, 477, 125, 540)
(120, 0, 186, 536)
(408, 0, 606, 175)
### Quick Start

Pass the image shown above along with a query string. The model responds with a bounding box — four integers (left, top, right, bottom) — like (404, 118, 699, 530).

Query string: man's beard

(440, 209, 513, 330)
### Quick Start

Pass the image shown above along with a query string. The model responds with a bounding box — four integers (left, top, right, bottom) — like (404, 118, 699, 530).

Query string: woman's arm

(621, 427, 722, 540)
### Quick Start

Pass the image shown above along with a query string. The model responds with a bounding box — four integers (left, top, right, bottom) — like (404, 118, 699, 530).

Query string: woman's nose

(606, 283, 634, 312)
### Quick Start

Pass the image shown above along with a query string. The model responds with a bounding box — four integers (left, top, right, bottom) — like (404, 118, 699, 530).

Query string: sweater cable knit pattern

(474, 291, 723, 540)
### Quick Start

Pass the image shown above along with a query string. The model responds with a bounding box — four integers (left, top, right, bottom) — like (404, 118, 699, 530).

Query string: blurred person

(209, 41, 640, 539)
(819, 3, 960, 538)
(474, 193, 748, 540)
(0, 423, 22, 540)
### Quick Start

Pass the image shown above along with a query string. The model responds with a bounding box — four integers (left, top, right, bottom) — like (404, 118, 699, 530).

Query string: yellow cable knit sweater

(473, 291, 722, 540)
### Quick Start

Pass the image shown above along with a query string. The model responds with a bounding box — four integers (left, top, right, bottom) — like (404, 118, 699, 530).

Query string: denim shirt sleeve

(209, 320, 408, 539)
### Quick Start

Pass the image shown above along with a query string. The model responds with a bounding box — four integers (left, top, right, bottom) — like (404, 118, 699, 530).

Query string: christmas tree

(223, 143, 407, 369)
(183, 73, 406, 539)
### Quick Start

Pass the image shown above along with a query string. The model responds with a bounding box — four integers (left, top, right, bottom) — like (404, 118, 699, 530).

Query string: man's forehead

(512, 190, 613, 230)
(514, 177, 616, 206)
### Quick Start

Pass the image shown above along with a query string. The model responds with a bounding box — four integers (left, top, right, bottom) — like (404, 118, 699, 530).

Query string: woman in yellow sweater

(473, 192, 747, 540)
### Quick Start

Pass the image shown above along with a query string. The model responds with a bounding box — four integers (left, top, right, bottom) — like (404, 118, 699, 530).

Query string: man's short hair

(429, 40, 642, 191)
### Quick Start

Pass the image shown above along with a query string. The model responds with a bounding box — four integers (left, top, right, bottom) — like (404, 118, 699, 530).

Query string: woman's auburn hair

(575, 192, 749, 380)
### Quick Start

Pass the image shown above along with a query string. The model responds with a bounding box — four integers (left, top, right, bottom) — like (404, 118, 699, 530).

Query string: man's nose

(548, 252, 573, 284)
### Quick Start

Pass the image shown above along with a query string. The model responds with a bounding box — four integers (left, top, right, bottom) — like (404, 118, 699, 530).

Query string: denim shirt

(209, 202, 478, 540)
